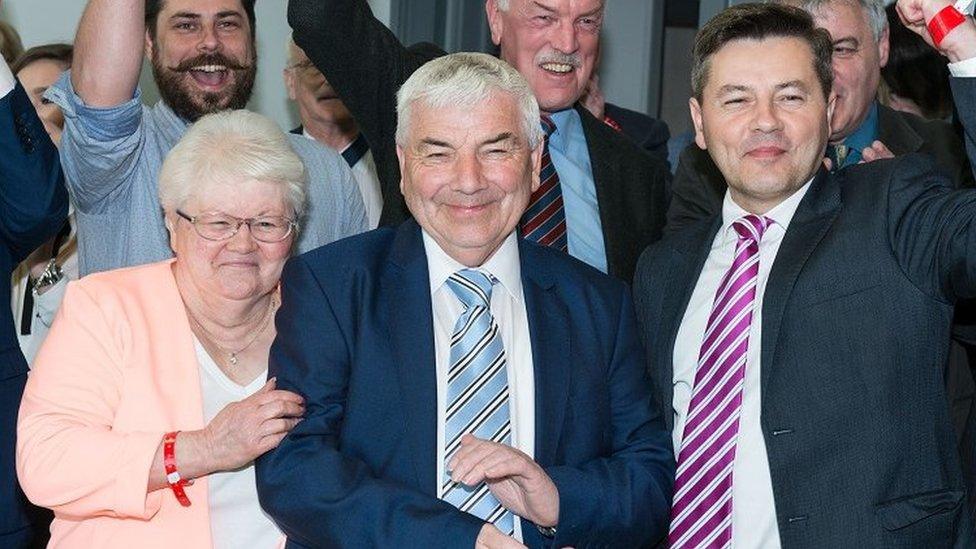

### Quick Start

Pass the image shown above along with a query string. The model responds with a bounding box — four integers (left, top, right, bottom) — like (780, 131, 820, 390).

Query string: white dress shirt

(0, 55, 15, 98)
(672, 181, 812, 548)
(424, 230, 535, 542)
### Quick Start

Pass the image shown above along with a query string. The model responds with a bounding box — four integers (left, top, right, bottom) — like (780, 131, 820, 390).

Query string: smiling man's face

(486, 0, 604, 114)
(690, 36, 833, 213)
(146, 0, 256, 121)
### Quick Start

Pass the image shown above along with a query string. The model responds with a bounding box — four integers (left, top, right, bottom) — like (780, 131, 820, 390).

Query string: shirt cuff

(0, 56, 15, 98)
(949, 56, 976, 77)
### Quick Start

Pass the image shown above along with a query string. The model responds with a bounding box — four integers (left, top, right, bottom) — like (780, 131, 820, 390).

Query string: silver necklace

(186, 295, 278, 366)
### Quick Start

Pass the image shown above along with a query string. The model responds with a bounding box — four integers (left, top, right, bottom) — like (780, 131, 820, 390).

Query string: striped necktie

(441, 269, 515, 535)
(520, 115, 568, 251)
(668, 214, 771, 548)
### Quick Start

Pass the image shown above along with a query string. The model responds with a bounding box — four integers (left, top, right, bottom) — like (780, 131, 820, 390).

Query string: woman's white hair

(395, 52, 544, 150)
(158, 109, 308, 220)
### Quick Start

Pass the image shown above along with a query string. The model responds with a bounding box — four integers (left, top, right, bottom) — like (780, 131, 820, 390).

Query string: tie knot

(446, 269, 495, 309)
(540, 115, 556, 137)
(732, 215, 772, 242)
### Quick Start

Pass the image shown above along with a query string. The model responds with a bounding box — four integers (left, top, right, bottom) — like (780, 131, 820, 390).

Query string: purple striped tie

(668, 214, 771, 549)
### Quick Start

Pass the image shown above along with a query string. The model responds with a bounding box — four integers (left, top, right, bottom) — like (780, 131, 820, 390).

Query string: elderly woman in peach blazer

(16, 110, 308, 548)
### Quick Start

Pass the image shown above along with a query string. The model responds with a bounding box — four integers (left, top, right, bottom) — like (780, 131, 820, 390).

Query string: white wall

(0, 0, 391, 130)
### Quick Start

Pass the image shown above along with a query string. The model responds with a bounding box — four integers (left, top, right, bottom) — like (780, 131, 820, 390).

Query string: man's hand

(449, 434, 560, 528)
(896, 0, 976, 61)
(860, 140, 895, 163)
(475, 524, 527, 549)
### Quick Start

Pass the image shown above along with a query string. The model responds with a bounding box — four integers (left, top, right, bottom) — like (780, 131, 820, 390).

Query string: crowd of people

(1, 0, 975, 547)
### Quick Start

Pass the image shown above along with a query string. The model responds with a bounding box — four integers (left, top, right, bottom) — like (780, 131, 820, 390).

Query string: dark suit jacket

(633, 78, 976, 547)
(604, 102, 670, 166)
(0, 83, 68, 546)
(256, 221, 675, 548)
(287, 0, 671, 283)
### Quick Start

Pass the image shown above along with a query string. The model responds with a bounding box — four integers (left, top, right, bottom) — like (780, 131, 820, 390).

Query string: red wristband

(928, 4, 967, 47)
(163, 431, 192, 507)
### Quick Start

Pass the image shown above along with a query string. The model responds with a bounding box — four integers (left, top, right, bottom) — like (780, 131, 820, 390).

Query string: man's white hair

(159, 110, 308, 220)
(395, 52, 544, 150)
(771, 0, 887, 41)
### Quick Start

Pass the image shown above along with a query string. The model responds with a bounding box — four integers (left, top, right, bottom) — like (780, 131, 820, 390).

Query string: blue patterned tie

(442, 269, 515, 535)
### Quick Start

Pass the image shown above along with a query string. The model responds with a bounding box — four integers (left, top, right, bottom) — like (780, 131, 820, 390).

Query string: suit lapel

(759, 170, 841, 392)
(384, 221, 439, 496)
(577, 104, 624, 276)
(658, 219, 721, 431)
(520, 241, 571, 467)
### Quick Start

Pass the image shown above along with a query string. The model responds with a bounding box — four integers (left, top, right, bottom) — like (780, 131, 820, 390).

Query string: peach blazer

(16, 259, 274, 548)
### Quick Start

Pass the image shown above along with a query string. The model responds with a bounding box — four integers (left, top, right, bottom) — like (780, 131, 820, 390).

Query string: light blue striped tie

(442, 269, 515, 535)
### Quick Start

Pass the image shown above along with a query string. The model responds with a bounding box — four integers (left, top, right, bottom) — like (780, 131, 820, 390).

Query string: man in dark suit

(287, 0, 670, 283)
(0, 50, 69, 548)
(256, 52, 673, 548)
(666, 0, 972, 233)
(635, 2, 976, 546)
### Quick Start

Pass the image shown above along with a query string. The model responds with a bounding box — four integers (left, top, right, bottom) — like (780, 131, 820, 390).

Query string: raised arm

(0, 57, 68, 261)
(72, 0, 145, 107)
(287, 0, 437, 160)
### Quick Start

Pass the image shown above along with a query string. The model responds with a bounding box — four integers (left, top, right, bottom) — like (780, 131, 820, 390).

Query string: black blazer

(604, 102, 670, 166)
(287, 0, 671, 282)
(0, 83, 68, 546)
(633, 78, 976, 546)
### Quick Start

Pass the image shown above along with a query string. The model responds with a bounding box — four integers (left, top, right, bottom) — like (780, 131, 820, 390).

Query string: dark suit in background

(604, 102, 670, 166)
(0, 83, 68, 547)
(287, 0, 671, 282)
(634, 78, 976, 546)
(256, 221, 674, 548)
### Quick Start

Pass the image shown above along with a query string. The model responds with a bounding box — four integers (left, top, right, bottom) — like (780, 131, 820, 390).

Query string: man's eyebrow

(716, 84, 752, 95)
(776, 80, 810, 92)
(31, 86, 49, 96)
(481, 132, 516, 146)
(170, 11, 201, 20)
(531, 1, 557, 14)
(418, 138, 454, 148)
(215, 11, 244, 19)
(832, 36, 860, 48)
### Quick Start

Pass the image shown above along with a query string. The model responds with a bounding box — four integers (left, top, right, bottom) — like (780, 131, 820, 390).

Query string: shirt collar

(839, 101, 879, 154)
(721, 176, 815, 237)
(423, 230, 523, 303)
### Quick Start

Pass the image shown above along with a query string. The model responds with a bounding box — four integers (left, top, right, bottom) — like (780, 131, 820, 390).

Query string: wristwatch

(536, 524, 557, 539)
(32, 258, 63, 297)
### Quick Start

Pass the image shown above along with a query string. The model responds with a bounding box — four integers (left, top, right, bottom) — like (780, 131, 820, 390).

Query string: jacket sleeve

(255, 255, 485, 548)
(544, 285, 675, 548)
(0, 81, 68, 262)
(16, 282, 165, 520)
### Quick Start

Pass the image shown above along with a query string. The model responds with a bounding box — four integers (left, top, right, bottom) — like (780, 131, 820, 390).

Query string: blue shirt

(548, 109, 607, 274)
(48, 71, 368, 275)
(836, 102, 879, 168)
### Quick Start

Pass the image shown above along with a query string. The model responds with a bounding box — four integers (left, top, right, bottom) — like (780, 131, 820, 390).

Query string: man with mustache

(288, 0, 671, 283)
(47, 0, 368, 275)
(635, 0, 976, 545)
(284, 39, 383, 228)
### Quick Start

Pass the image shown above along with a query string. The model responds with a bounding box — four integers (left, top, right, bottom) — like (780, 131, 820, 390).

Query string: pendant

(229, 353, 239, 366)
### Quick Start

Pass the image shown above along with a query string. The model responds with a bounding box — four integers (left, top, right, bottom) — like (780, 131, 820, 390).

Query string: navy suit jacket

(257, 220, 674, 548)
(633, 77, 976, 547)
(0, 83, 68, 545)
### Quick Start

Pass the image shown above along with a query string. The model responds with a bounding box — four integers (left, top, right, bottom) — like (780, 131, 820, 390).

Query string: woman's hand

(204, 378, 305, 471)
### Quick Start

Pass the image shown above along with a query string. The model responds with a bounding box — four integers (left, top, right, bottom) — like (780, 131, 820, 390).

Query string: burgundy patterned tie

(519, 115, 568, 251)
(668, 214, 772, 549)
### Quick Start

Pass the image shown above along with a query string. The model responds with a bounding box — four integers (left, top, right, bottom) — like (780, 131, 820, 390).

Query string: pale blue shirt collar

(721, 176, 815, 239)
(423, 230, 523, 303)
(0, 55, 15, 97)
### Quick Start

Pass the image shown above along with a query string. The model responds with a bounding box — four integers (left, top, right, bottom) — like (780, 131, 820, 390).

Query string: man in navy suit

(256, 52, 674, 548)
(0, 45, 69, 548)
(634, 1, 976, 546)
